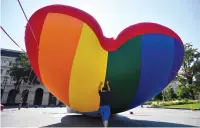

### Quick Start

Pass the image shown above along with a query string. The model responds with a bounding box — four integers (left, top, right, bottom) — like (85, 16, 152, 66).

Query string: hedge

(143, 101, 152, 105)
(151, 99, 200, 107)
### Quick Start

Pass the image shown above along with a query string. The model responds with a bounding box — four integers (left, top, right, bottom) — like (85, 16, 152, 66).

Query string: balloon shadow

(43, 114, 195, 127)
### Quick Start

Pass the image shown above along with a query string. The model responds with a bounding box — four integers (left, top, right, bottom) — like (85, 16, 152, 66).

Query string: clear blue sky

(1, 0, 200, 52)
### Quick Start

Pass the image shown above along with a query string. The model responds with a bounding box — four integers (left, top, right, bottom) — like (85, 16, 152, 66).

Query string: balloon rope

(0, 26, 35, 78)
(22, 70, 37, 97)
(17, 0, 39, 49)
(27, 68, 33, 84)
(1, 26, 35, 99)
(1, 26, 26, 52)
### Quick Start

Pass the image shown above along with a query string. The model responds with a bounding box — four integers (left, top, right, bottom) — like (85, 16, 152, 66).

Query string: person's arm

(98, 82, 103, 92)
(107, 82, 111, 91)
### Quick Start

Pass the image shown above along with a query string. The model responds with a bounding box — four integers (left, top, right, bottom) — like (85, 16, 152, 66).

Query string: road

(1, 106, 200, 127)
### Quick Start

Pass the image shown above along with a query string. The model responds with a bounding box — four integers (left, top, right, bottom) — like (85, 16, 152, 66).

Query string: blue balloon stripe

(168, 39, 184, 82)
(128, 34, 174, 109)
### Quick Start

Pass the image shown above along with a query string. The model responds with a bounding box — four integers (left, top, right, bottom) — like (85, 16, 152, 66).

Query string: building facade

(1, 48, 63, 106)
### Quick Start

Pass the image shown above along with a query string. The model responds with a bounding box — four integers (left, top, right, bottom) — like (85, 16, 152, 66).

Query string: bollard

(130, 111, 134, 115)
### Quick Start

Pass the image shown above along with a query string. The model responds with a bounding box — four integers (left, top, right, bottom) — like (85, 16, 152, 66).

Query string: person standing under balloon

(98, 81, 111, 127)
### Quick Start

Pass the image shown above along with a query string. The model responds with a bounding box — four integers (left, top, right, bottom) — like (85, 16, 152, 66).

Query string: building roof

(1, 48, 24, 58)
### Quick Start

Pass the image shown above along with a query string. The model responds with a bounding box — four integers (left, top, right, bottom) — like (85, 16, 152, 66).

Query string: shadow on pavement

(43, 114, 195, 127)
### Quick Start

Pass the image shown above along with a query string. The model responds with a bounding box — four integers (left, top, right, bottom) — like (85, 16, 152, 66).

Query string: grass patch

(151, 100, 200, 107)
(162, 103, 200, 109)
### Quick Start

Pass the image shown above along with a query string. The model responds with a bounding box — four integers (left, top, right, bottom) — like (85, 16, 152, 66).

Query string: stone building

(1, 48, 64, 106)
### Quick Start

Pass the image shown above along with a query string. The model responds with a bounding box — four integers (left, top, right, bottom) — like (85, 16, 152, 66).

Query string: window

(1, 60, 6, 65)
(10, 77, 15, 84)
(6, 60, 9, 65)
(3, 77, 8, 84)
(1, 69, 3, 74)
(6, 70, 10, 75)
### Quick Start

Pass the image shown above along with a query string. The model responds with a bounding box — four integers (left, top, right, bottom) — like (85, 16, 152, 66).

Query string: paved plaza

(1, 106, 200, 127)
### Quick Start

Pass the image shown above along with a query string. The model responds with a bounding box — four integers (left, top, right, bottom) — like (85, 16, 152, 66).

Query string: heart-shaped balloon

(25, 5, 184, 114)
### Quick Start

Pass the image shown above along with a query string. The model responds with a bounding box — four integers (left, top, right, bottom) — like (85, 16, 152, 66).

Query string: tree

(153, 92, 163, 101)
(194, 72, 200, 100)
(176, 43, 200, 84)
(9, 53, 40, 104)
(162, 85, 177, 101)
(193, 61, 200, 85)
(176, 85, 190, 99)
(175, 43, 200, 99)
(187, 84, 200, 100)
(187, 60, 200, 100)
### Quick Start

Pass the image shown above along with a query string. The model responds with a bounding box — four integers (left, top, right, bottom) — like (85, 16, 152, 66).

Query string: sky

(1, 0, 200, 52)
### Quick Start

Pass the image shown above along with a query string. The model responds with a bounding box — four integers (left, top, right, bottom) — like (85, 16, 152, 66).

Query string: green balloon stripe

(105, 36, 141, 114)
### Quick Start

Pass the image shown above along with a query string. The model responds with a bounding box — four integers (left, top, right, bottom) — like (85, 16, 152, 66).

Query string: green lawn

(162, 103, 200, 109)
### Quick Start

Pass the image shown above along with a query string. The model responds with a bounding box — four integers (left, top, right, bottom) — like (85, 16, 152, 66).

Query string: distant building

(1, 48, 64, 106)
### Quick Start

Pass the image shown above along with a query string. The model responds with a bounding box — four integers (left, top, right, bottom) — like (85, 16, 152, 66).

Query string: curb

(147, 106, 200, 111)
(3, 105, 66, 109)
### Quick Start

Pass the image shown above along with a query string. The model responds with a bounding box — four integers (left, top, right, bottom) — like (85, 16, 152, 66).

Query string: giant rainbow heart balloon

(25, 5, 184, 114)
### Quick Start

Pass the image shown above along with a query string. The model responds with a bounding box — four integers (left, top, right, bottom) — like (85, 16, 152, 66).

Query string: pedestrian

(18, 97, 23, 110)
(98, 81, 112, 127)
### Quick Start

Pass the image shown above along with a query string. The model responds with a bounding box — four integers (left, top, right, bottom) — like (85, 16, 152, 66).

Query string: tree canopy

(9, 53, 40, 104)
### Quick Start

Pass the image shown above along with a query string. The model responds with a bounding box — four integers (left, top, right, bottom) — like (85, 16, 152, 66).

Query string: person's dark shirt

(98, 90, 111, 106)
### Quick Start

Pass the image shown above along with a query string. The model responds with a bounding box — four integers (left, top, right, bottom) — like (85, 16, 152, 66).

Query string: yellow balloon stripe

(69, 23, 108, 112)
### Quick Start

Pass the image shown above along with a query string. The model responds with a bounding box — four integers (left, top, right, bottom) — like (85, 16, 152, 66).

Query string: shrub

(144, 101, 152, 105)
(151, 101, 159, 107)
(151, 100, 200, 107)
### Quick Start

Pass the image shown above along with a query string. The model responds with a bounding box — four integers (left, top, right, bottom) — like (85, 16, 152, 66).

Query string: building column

(66, 105, 77, 113)
(27, 92, 35, 105)
(2, 92, 8, 104)
(15, 93, 20, 103)
(56, 99, 59, 105)
(42, 92, 49, 106)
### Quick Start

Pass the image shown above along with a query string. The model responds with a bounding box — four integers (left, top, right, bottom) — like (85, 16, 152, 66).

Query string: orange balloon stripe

(38, 13, 83, 106)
